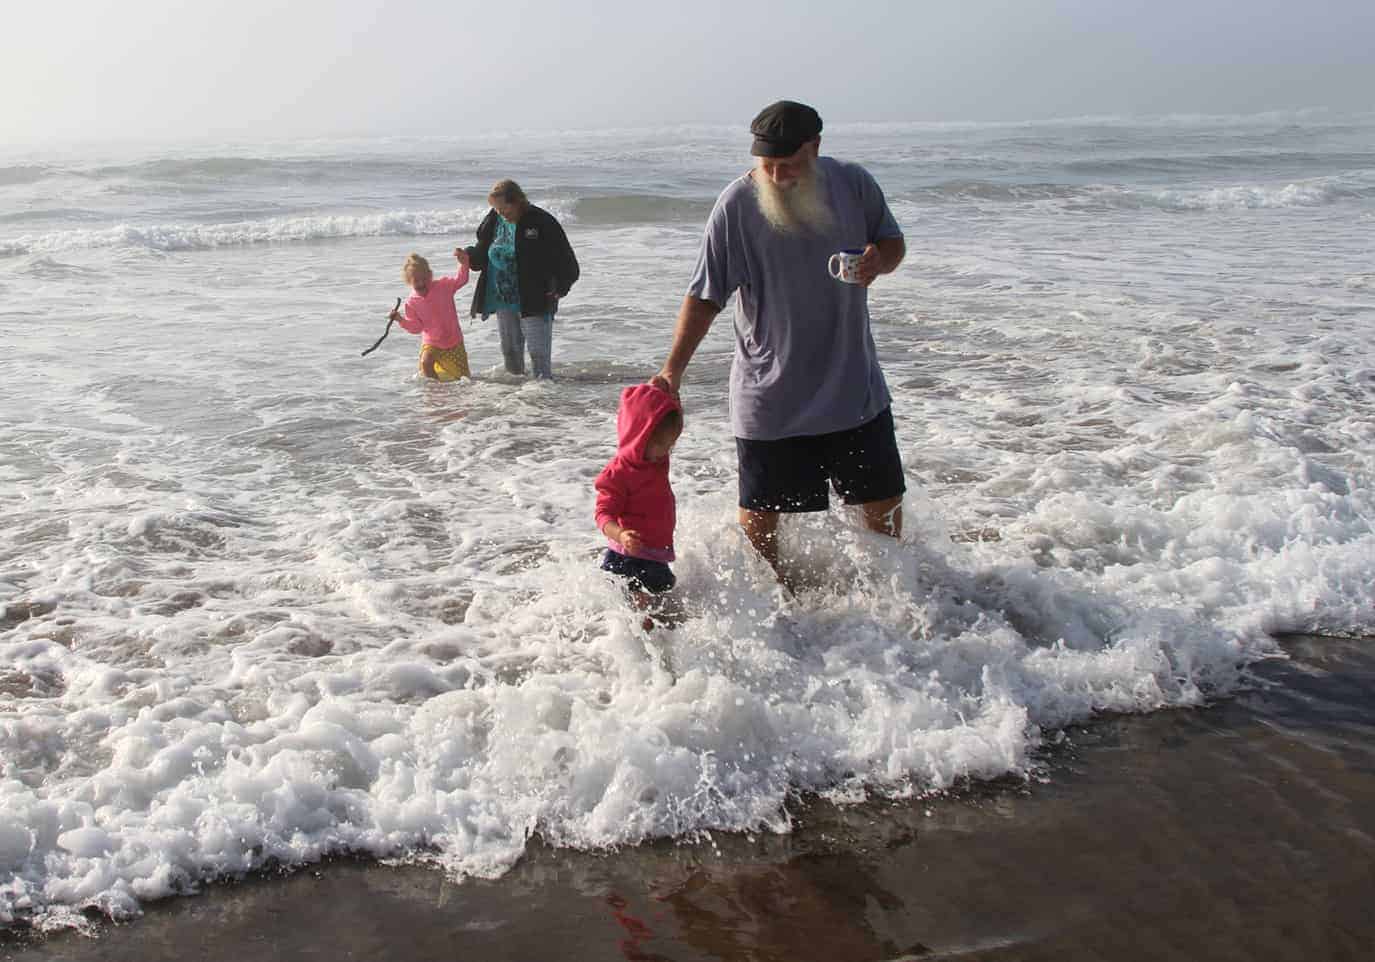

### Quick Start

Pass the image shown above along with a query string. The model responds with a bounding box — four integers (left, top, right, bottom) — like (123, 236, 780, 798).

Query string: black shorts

(600, 549, 676, 594)
(736, 407, 906, 513)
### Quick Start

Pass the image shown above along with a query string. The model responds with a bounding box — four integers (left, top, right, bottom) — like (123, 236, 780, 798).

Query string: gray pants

(494, 309, 554, 379)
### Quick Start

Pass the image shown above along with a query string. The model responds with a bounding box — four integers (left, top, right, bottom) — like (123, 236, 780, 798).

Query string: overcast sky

(3, 0, 1373, 147)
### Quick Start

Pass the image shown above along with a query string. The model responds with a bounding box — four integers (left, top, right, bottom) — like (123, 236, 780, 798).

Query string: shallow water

(2, 113, 1374, 931)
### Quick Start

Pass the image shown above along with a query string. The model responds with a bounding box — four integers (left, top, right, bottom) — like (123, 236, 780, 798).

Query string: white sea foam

(913, 177, 1365, 212)
(1144, 180, 1347, 210)
(0, 207, 490, 257)
(2, 115, 1374, 932)
(0, 200, 726, 257)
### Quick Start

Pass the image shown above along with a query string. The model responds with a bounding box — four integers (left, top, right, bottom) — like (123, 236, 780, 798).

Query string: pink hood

(593, 384, 681, 562)
(614, 383, 682, 464)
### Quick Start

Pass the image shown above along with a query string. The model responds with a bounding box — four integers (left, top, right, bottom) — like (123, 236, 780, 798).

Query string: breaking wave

(910, 177, 1370, 212)
(0, 207, 489, 257)
(0, 165, 52, 187)
(0, 193, 726, 257)
(566, 194, 715, 225)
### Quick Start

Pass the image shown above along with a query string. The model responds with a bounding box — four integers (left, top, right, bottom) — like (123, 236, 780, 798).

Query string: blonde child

(391, 250, 472, 380)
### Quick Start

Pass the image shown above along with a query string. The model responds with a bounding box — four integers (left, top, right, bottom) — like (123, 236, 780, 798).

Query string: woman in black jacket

(465, 179, 579, 379)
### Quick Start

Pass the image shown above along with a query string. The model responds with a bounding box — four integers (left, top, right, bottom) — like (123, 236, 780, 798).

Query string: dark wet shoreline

(6, 633, 1374, 962)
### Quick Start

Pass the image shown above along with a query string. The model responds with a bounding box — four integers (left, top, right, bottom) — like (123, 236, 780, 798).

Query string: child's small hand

(618, 528, 645, 554)
(455, 248, 470, 268)
(389, 306, 402, 322)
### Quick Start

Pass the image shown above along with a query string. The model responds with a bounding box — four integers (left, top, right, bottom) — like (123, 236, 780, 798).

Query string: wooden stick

(361, 298, 403, 357)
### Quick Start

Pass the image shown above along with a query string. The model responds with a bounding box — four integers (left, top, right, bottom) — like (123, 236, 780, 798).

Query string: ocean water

(2, 112, 1374, 933)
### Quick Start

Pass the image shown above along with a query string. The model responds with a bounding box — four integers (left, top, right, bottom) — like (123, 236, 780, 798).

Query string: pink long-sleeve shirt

(398, 265, 471, 349)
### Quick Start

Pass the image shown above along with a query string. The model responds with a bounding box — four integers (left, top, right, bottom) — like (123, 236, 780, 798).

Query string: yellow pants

(419, 342, 471, 382)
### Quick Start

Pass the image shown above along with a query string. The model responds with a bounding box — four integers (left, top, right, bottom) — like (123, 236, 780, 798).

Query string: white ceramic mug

(827, 248, 865, 284)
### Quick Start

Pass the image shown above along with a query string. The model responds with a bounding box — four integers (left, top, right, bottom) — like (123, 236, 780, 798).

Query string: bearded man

(652, 100, 907, 578)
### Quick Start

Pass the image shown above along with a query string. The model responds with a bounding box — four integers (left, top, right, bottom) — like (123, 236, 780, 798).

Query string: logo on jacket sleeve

(524, 227, 540, 239)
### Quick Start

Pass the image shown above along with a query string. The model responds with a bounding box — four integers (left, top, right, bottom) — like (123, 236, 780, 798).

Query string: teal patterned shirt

(483, 217, 521, 314)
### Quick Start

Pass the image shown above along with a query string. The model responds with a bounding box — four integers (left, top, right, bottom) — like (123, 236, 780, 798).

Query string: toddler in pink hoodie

(594, 384, 683, 618)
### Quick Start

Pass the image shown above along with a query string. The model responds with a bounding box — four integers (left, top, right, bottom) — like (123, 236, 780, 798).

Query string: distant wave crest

(0, 193, 723, 256)
(2, 175, 1367, 258)
(1111, 180, 1359, 211)
(0, 207, 489, 257)
(0, 165, 52, 187)
(88, 156, 465, 184)
(910, 177, 1369, 212)
(565, 194, 715, 225)
(1063, 150, 1375, 176)
(0, 156, 475, 188)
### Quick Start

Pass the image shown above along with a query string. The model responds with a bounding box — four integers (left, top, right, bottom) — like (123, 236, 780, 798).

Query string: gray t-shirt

(687, 156, 903, 440)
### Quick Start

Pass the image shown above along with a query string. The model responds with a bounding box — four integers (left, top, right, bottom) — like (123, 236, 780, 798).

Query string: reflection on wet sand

(632, 853, 925, 962)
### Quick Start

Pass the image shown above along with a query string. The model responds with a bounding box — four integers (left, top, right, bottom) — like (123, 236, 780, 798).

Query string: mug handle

(828, 253, 842, 278)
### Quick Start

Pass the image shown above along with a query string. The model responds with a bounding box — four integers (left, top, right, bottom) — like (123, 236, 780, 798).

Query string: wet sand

(5, 633, 1374, 962)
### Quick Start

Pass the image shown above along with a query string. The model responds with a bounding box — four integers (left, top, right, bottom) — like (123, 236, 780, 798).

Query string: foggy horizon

(4, 0, 1374, 152)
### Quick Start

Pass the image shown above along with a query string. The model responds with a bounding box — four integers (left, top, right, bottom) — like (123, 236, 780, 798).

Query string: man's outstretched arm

(653, 295, 722, 395)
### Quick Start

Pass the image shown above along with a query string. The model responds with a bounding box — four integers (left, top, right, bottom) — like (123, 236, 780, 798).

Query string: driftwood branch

(361, 298, 403, 357)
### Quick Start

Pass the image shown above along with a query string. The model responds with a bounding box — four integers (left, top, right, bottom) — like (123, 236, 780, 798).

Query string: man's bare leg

(739, 507, 782, 575)
(742, 499, 900, 587)
(861, 495, 903, 538)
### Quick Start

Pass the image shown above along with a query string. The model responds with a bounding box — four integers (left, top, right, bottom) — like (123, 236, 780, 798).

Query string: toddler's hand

(649, 372, 680, 398)
(619, 529, 644, 554)
(455, 248, 470, 267)
(389, 307, 401, 322)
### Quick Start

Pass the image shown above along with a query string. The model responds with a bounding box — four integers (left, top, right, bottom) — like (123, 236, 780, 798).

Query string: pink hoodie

(594, 384, 681, 563)
(398, 265, 471, 349)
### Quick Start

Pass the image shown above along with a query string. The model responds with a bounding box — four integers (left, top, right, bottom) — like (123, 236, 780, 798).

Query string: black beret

(749, 101, 823, 158)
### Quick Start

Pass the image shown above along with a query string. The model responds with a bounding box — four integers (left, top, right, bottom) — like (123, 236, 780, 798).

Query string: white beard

(753, 161, 834, 236)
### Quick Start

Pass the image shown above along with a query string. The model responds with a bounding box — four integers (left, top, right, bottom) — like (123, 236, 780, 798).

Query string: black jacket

(465, 205, 579, 319)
